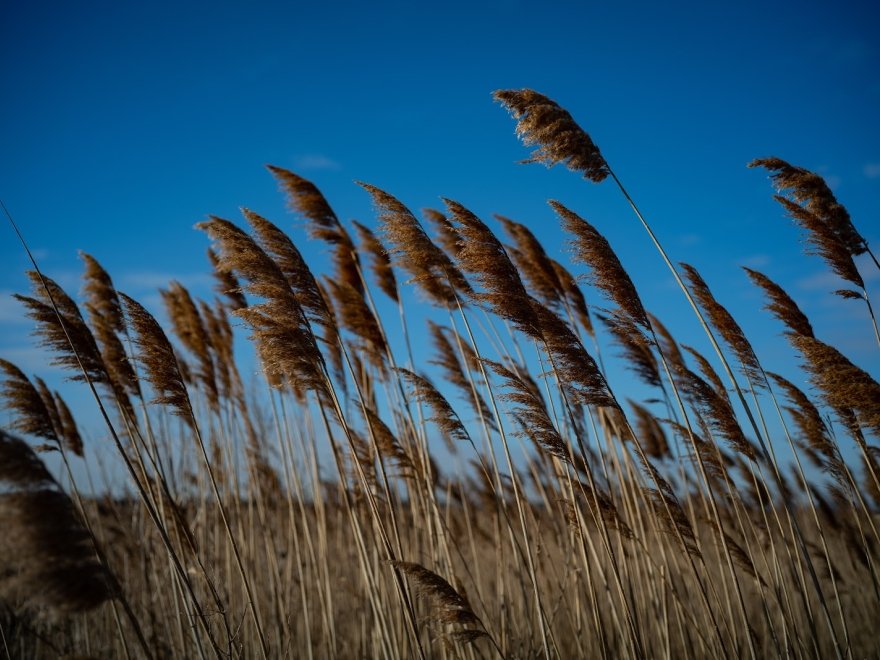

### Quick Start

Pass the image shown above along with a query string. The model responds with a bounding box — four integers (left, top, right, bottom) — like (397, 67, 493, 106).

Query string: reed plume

(359, 183, 470, 304)
(354, 219, 399, 303)
(268, 165, 363, 293)
(750, 157, 868, 258)
(742, 267, 814, 338)
(445, 198, 540, 337)
(493, 89, 610, 182)
(681, 263, 765, 388)
(552, 200, 650, 330)
(599, 312, 661, 389)
(395, 367, 470, 445)
(0, 429, 115, 612)
(14, 272, 108, 385)
(0, 359, 62, 446)
(771, 196, 864, 293)
(422, 207, 462, 260)
(498, 214, 564, 309)
(207, 247, 247, 311)
(790, 335, 880, 436)
(120, 292, 194, 422)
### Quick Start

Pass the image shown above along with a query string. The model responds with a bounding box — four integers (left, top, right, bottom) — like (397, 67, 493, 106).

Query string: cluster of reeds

(1, 89, 878, 659)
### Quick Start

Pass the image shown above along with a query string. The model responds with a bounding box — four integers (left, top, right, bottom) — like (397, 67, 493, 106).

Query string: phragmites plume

(423, 208, 462, 260)
(445, 198, 539, 336)
(207, 247, 247, 311)
(427, 321, 494, 430)
(530, 297, 618, 410)
(395, 367, 470, 445)
(358, 183, 470, 304)
(267, 165, 363, 293)
(484, 358, 572, 463)
(0, 429, 115, 611)
(388, 561, 486, 635)
(325, 278, 388, 366)
(789, 335, 880, 437)
(680, 263, 766, 388)
(772, 195, 864, 292)
(497, 214, 564, 309)
(242, 207, 335, 332)
(769, 372, 849, 489)
(198, 216, 328, 397)
(552, 200, 650, 330)
(0, 359, 61, 445)
(493, 89, 610, 182)
(353, 220, 399, 302)
(742, 267, 814, 338)
(750, 157, 867, 257)
(120, 293, 194, 422)
(630, 401, 670, 459)
(80, 252, 124, 332)
(14, 272, 108, 385)
(599, 312, 661, 390)
(360, 406, 416, 479)
(552, 258, 594, 337)
(161, 281, 220, 412)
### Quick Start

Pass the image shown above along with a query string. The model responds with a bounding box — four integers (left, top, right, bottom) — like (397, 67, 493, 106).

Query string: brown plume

(750, 157, 866, 256)
(207, 247, 247, 311)
(743, 267, 814, 338)
(0, 429, 115, 612)
(493, 89, 610, 182)
(498, 214, 564, 309)
(359, 183, 470, 304)
(552, 200, 650, 330)
(267, 165, 362, 293)
(681, 263, 766, 388)
(353, 219, 399, 302)
(446, 198, 539, 336)
(772, 195, 864, 291)
(198, 216, 328, 397)
(389, 561, 484, 629)
(395, 367, 470, 445)
(14, 272, 108, 385)
(423, 207, 462, 260)
(790, 335, 880, 436)
(120, 293, 194, 422)
(599, 312, 661, 389)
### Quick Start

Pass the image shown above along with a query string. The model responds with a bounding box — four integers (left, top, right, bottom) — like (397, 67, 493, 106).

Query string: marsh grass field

(1, 89, 879, 659)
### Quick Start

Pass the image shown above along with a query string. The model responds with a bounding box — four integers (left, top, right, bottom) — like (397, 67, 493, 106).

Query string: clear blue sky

(1, 1, 878, 464)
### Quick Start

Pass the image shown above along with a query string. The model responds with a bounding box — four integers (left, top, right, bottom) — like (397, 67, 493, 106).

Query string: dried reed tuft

(359, 183, 470, 304)
(0, 429, 115, 612)
(750, 157, 867, 257)
(743, 267, 814, 338)
(354, 219, 399, 303)
(493, 89, 610, 182)
(552, 200, 650, 330)
(681, 263, 765, 387)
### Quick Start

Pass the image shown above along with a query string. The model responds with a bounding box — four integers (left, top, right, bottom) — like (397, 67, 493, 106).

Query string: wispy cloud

(864, 163, 880, 180)
(740, 254, 771, 268)
(118, 271, 213, 291)
(676, 233, 701, 247)
(0, 292, 29, 325)
(292, 153, 341, 171)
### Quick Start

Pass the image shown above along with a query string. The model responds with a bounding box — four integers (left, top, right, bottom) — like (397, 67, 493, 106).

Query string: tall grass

(1, 89, 878, 659)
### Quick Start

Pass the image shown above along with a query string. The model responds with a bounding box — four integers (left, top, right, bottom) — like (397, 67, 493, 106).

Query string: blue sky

(1, 1, 878, 475)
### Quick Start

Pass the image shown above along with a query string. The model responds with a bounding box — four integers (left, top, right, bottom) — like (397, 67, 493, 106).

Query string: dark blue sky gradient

(1, 1, 878, 471)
